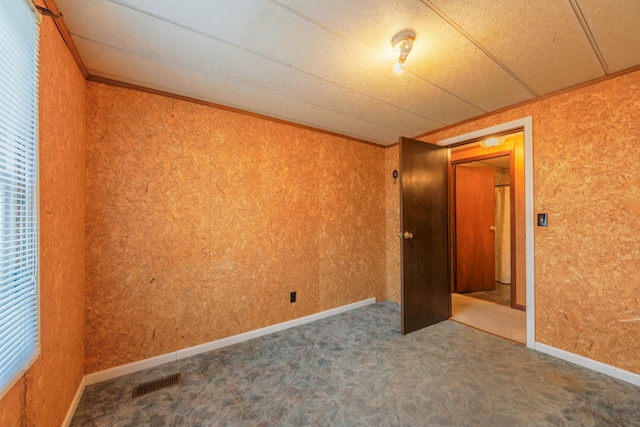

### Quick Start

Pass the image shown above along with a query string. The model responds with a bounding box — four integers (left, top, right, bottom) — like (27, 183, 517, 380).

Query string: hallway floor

(71, 301, 640, 426)
(464, 281, 512, 306)
(451, 293, 525, 344)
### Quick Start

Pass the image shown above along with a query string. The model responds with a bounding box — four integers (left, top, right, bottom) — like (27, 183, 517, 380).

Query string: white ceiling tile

(60, 0, 443, 136)
(576, 0, 640, 73)
(75, 38, 405, 145)
(426, 0, 606, 95)
(54, 0, 640, 144)
(277, 0, 536, 112)
(78, 0, 485, 125)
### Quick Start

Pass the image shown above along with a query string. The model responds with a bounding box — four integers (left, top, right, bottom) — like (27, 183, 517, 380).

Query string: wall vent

(132, 373, 181, 398)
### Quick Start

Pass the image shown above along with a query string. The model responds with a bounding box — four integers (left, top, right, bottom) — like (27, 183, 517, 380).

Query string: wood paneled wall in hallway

(85, 82, 386, 374)
(450, 134, 526, 308)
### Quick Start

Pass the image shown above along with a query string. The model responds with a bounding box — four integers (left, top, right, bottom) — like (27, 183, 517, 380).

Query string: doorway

(448, 141, 526, 344)
(453, 156, 514, 306)
(398, 117, 535, 348)
(437, 117, 535, 348)
(446, 130, 525, 304)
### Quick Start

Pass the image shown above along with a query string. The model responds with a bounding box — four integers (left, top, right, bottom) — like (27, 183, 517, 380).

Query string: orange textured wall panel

(418, 70, 640, 374)
(85, 84, 211, 371)
(0, 378, 24, 427)
(85, 83, 386, 373)
(0, 17, 87, 426)
(318, 134, 386, 310)
(208, 111, 322, 338)
(28, 17, 87, 426)
(385, 146, 400, 303)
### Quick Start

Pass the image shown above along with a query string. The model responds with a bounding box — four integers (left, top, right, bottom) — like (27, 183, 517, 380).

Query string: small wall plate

(537, 213, 548, 227)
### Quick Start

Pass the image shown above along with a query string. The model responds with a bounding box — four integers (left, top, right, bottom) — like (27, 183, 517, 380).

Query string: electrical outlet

(290, 291, 296, 303)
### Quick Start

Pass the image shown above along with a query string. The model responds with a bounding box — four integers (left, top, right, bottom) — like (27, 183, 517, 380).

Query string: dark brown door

(400, 137, 450, 335)
(454, 165, 495, 292)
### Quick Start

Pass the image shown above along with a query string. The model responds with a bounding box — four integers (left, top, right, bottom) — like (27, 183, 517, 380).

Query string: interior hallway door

(400, 137, 450, 334)
(454, 165, 495, 292)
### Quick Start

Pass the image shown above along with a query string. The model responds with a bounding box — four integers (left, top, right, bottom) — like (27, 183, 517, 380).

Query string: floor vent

(132, 373, 181, 398)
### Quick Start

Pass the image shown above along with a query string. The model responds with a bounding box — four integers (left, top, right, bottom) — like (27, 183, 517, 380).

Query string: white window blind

(0, 0, 40, 397)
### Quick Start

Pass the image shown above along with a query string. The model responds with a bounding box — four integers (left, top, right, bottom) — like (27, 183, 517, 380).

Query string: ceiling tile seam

(567, 0, 609, 74)
(268, 0, 488, 114)
(420, 0, 539, 98)
(107, 0, 450, 127)
(75, 35, 413, 136)
(402, 71, 487, 114)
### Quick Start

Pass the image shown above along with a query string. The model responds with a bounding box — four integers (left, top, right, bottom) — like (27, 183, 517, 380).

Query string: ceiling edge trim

(413, 63, 640, 140)
(38, 0, 88, 78)
(86, 75, 386, 148)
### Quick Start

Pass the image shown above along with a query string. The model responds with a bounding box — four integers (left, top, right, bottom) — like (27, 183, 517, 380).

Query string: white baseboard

(85, 297, 376, 386)
(62, 375, 85, 427)
(176, 297, 376, 359)
(535, 342, 640, 387)
(85, 352, 176, 386)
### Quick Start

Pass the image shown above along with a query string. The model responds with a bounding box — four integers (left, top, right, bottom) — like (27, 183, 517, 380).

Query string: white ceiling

(476, 156, 510, 170)
(54, 0, 640, 146)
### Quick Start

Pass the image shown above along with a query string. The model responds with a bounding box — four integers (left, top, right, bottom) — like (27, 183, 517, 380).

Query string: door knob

(490, 226, 496, 232)
(403, 231, 413, 239)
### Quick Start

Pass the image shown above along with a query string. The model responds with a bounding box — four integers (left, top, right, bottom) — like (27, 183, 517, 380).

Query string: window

(0, 0, 40, 397)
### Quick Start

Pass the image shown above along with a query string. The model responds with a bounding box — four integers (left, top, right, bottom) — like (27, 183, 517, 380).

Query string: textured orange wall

(0, 378, 23, 427)
(318, 134, 386, 309)
(85, 82, 386, 373)
(0, 17, 87, 427)
(385, 147, 400, 303)
(416, 70, 640, 374)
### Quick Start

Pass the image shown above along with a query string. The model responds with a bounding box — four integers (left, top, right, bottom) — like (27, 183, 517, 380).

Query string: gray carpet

(71, 301, 640, 426)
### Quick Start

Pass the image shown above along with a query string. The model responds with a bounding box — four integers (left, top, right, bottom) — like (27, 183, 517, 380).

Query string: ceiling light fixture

(391, 30, 415, 74)
(479, 136, 506, 148)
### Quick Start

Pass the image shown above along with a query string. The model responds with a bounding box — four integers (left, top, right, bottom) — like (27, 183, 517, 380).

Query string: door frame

(437, 117, 535, 348)
(451, 150, 518, 308)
